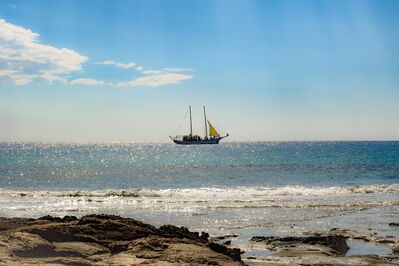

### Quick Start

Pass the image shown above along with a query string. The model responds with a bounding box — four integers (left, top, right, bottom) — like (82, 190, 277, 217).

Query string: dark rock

(0, 217, 35, 231)
(29, 227, 98, 243)
(37, 215, 76, 223)
(250, 235, 349, 255)
(74, 214, 160, 242)
(160, 224, 209, 242)
(389, 222, 399, 227)
(213, 234, 239, 241)
(1, 214, 242, 263)
(108, 241, 131, 254)
(207, 242, 242, 261)
(38, 215, 77, 223)
(13, 244, 82, 258)
(38, 215, 62, 222)
(378, 239, 395, 244)
(0, 214, 244, 264)
(251, 236, 269, 242)
(61, 216, 78, 222)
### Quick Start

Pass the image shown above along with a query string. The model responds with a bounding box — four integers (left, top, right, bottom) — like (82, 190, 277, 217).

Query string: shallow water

(347, 239, 392, 256)
(0, 142, 398, 251)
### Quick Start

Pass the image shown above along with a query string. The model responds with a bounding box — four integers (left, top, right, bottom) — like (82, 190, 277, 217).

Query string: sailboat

(170, 106, 229, 145)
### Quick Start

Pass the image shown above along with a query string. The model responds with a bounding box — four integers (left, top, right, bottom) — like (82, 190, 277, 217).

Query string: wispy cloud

(7, 3, 16, 9)
(70, 78, 105, 85)
(0, 19, 87, 85)
(163, 67, 195, 72)
(142, 70, 163, 75)
(116, 73, 193, 87)
(0, 70, 31, 85)
(96, 60, 135, 69)
(0, 19, 193, 88)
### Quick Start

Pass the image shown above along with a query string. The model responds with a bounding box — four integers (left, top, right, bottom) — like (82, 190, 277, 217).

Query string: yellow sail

(208, 121, 220, 137)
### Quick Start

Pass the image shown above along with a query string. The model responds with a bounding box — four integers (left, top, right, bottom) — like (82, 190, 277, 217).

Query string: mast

(189, 105, 193, 136)
(203, 105, 208, 138)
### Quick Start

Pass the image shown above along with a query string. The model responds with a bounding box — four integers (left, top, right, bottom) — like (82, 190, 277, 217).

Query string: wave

(1, 184, 398, 199)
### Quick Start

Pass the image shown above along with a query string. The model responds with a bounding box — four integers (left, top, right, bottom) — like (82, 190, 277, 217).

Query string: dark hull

(173, 138, 222, 145)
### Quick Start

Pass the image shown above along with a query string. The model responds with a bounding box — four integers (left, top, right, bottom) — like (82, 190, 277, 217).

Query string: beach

(0, 214, 398, 265)
(0, 142, 398, 264)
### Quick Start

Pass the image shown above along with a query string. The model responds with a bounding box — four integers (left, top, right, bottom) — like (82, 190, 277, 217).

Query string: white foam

(1, 184, 398, 199)
(0, 184, 398, 221)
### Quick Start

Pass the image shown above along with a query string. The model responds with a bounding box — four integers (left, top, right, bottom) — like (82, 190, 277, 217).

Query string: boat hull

(172, 138, 222, 145)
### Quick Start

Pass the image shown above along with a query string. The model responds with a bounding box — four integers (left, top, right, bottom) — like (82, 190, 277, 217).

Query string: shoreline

(0, 215, 397, 265)
(0, 214, 242, 265)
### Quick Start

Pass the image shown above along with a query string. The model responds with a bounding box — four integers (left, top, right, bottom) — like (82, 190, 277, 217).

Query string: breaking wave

(1, 184, 398, 199)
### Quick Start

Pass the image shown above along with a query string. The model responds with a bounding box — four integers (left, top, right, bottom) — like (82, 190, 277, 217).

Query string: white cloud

(0, 19, 87, 85)
(70, 78, 105, 85)
(116, 73, 193, 87)
(7, 3, 16, 9)
(142, 70, 163, 75)
(163, 67, 195, 72)
(0, 69, 31, 85)
(0, 19, 194, 88)
(96, 60, 135, 69)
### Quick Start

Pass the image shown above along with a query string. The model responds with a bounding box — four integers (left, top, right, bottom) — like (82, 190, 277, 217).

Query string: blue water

(0, 141, 398, 252)
(0, 141, 398, 190)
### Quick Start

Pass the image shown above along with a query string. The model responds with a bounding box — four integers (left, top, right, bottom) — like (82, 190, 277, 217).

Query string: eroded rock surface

(246, 229, 399, 266)
(0, 214, 242, 265)
(251, 235, 349, 255)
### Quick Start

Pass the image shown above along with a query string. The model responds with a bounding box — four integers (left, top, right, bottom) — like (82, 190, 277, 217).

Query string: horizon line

(0, 139, 398, 144)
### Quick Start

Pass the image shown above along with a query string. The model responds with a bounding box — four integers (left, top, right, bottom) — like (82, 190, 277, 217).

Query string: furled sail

(208, 121, 220, 137)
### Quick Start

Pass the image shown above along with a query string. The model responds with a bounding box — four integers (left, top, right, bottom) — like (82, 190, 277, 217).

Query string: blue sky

(0, 0, 398, 142)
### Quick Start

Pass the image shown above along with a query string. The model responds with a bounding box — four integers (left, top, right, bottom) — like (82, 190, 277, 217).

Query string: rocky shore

(0, 214, 398, 265)
(246, 228, 399, 265)
(0, 215, 242, 265)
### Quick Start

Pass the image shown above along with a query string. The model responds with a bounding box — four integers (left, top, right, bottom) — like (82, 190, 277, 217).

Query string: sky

(0, 0, 398, 142)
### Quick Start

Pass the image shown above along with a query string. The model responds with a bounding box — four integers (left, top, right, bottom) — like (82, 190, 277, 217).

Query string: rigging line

(175, 107, 190, 135)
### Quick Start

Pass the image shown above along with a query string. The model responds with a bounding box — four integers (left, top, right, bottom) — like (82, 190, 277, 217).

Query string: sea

(0, 141, 398, 253)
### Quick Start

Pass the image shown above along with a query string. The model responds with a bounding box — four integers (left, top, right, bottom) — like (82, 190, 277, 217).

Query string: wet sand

(0, 214, 398, 265)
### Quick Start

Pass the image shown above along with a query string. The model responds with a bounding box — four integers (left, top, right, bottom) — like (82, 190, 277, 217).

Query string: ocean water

(0, 141, 398, 242)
